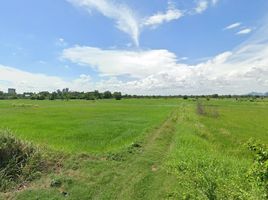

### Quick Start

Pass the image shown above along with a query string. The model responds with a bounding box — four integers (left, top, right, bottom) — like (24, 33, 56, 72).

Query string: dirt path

(92, 108, 180, 199)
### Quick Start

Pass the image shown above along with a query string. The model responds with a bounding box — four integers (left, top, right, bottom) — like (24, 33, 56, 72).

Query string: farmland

(0, 99, 178, 153)
(0, 98, 268, 199)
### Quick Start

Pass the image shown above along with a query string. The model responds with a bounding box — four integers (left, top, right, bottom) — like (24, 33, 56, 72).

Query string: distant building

(8, 88, 16, 95)
(62, 88, 69, 93)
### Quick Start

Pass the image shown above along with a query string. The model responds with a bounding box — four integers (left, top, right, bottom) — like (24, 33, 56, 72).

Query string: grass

(0, 99, 178, 153)
(0, 98, 267, 199)
(0, 130, 55, 194)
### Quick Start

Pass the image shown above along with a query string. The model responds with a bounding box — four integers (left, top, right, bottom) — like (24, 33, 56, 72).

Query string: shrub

(183, 95, 188, 100)
(0, 130, 44, 192)
(248, 140, 268, 198)
(196, 102, 219, 118)
(196, 102, 206, 115)
(113, 92, 122, 100)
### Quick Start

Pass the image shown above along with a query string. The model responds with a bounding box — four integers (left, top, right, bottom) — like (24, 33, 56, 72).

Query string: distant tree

(85, 92, 95, 100)
(103, 91, 112, 99)
(56, 89, 64, 100)
(113, 92, 122, 100)
(183, 95, 188, 100)
(37, 94, 45, 100)
(39, 91, 50, 98)
(211, 94, 219, 98)
(93, 90, 101, 99)
(63, 92, 70, 101)
(49, 92, 57, 100)
(0, 91, 4, 100)
(30, 94, 37, 100)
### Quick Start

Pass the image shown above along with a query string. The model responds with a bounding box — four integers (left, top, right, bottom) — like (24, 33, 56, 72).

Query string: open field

(0, 98, 268, 199)
(0, 99, 178, 153)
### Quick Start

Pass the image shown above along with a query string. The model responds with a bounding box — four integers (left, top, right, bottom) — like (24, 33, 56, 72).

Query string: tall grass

(0, 130, 44, 192)
(196, 101, 219, 118)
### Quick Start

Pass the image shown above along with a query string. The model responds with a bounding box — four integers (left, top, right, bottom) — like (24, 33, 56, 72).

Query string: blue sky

(0, 0, 268, 94)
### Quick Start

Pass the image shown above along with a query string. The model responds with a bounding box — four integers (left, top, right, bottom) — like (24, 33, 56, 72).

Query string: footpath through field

(91, 106, 181, 199)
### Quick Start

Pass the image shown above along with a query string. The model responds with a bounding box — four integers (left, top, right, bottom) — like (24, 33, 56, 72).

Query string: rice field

(0, 98, 267, 199)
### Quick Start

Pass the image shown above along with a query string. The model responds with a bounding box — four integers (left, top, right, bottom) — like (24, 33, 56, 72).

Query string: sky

(0, 0, 268, 95)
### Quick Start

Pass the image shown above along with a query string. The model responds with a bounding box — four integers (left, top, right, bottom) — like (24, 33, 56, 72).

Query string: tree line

(0, 90, 122, 100)
(0, 89, 267, 101)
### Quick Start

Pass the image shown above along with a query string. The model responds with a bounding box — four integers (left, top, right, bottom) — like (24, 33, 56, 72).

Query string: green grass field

(0, 99, 267, 199)
(0, 99, 178, 153)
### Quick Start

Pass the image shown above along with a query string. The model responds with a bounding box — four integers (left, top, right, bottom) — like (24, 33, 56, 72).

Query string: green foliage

(113, 92, 122, 100)
(0, 92, 4, 100)
(49, 92, 57, 100)
(0, 131, 44, 192)
(50, 179, 62, 188)
(248, 140, 268, 198)
(103, 91, 112, 99)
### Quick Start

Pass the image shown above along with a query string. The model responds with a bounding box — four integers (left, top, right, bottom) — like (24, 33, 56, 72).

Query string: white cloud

(68, 0, 140, 46)
(2, 35, 268, 95)
(224, 23, 252, 36)
(67, 0, 218, 46)
(195, 0, 209, 14)
(61, 23, 268, 95)
(62, 46, 181, 78)
(0, 65, 94, 93)
(143, 7, 183, 27)
(224, 22, 241, 30)
(0, 65, 68, 93)
(194, 0, 219, 14)
(61, 45, 268, 94)
(236, 28, 252, 35)
(2, 17, 266, 96)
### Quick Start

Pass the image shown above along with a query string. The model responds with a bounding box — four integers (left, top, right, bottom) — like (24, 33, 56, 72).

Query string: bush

(196, 102, 219, 118)
(0, 130, 44, 192)
(248, 140, 268, 198)
(196, 102, 206, 115)
(113, 92, 122, 100)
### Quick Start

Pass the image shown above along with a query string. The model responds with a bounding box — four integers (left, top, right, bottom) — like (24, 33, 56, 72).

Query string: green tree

(103, 91, 112, 99)
(113, 92, 122, 100)
(49, 92, 57, 100)
(85, 92, 95, 100)
(0, 91, 4, 100)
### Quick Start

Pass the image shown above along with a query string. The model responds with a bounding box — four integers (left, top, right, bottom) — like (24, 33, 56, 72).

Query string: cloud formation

(61, 27, 268, 95)
(195, 0, 209, 14)
(2, 1, 267, 95)
(224, 22, 241, 30)
(0, 65, 68, 92)
(62, 47, 180, 78)
(143, 3, 183, 27)
(67, 0, 219, 46)
(236, 28, 252, 35)
(1, 30, 268, 95)
(224, 22, 253, 36)
(194, 0, 218, 14)
(68, 0, 140, 46)
(0, 65, 94, 93)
